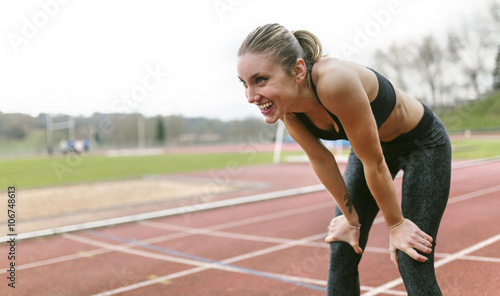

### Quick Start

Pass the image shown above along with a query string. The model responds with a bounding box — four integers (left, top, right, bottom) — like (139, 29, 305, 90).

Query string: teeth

(257, 102, 273, 110)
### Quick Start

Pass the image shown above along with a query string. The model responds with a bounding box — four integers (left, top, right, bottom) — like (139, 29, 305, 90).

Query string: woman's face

(237, 52, 297, 124)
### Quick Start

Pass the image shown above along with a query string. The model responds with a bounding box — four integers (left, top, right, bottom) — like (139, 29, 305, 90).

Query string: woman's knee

(397, 250, 442, 295)
(329, 241, 363, 270)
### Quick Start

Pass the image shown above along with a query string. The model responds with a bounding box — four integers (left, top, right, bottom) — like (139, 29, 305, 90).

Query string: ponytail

(292, 30, 323, 72)
(238, 24, 324, 83)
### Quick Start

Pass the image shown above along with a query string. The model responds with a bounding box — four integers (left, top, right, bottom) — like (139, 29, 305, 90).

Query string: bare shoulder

(311, 58, 367, 106)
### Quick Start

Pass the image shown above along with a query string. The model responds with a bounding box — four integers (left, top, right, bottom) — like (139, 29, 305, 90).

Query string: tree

(490, 0, 500, 26)
(0, 113, 32, 140)
(447, 14, 496, 99)
(413, 35, 446, 106)
(373, 43, 411, 91)
(494, 47, 500, 91)
(155, 116, 166, 145)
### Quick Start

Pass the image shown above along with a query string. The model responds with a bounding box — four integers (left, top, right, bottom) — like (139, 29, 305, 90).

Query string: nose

(246, 87, 260, 104)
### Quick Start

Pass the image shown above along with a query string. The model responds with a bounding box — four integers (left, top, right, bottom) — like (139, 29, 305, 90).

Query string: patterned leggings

(326, 113, 452, 296)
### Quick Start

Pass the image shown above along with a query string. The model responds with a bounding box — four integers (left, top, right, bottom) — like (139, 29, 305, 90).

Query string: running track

(1, 158, 500, 295)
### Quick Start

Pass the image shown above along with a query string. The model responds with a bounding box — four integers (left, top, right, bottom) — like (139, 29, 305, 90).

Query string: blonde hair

(238, 23, 323, 82)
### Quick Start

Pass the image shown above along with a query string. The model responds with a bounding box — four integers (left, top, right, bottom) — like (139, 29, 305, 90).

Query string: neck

(289, 78, 321, 114)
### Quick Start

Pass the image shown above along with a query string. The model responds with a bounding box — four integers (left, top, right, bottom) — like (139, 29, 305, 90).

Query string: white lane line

(0, 230, 202, 275)
(452, 255, 500, 263)
(3, 157, 498, 244)
(222, 233, 326, 263)
(91, 181, 500, 295)
(361, 233, 500, 296)
(1, 159, 497, 292)
(67, 233, 326, 293)
(229, 270, 406, 296)
(140, 220, 309, 245)
(0, 191, 495, 294)
(84, 232, 327, 296)
(0, 248, 113, 274)
(0, 200, 334, 273)
(433, 233, 500, 268)
(4, 181, 498, 279)
(0, 184, 326, 243)
(451, 156, 500, 170)
(365, 248, 500, 264)
(86, 228, 411, 296)
(192, 201, 333, 231)
(447, 184, 500, 205)
(64, 234, 207, 267)
(139, 223, 500, 265)
(451, 165, 500, 182)
(86, 218, 500, 296)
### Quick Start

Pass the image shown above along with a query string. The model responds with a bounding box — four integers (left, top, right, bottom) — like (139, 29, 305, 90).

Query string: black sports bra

(295, 68, 396, 140)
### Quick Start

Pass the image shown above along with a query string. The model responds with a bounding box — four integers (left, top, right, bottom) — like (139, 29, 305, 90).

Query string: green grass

(451, 139, 500, 160)
(0, 129, 47, 155)
(1, 138, 498, 190)
(440, 92, 500, 132)
(0, 151, 280, 190)
(2, 93, 498, 190)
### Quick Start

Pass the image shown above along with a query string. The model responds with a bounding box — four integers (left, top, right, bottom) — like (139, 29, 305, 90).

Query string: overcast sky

(0, 0, 495, 121)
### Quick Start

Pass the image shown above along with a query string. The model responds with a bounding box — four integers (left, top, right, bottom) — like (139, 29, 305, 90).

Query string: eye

(256, 77, 268, 84)
(238, 78, 248, 88)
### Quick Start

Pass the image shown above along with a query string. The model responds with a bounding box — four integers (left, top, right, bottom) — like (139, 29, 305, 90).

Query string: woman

(237, 23, 451, 295)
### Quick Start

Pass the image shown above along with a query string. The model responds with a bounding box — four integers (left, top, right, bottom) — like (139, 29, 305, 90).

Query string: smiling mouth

(257, 102, 274, 111)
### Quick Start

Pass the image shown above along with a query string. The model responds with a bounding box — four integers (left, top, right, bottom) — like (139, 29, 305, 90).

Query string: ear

(293, 58, 307, 83)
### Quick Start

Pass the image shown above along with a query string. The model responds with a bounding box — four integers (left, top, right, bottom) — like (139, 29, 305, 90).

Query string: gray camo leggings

(327, 115, 451, 296)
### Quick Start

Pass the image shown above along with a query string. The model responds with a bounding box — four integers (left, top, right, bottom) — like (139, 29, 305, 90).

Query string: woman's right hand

(325, 215, 363, 254)
(389, 218, 433, 267)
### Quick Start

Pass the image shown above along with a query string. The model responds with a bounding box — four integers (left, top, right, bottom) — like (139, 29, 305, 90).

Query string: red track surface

(1, 159, 500, 295)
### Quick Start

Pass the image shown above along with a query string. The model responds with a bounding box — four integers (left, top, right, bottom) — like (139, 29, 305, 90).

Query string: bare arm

(283, 113, 363, 253)
(283, 114, 359, 226)
(315, 67, 433, 264)
(315, 68, 404, 228)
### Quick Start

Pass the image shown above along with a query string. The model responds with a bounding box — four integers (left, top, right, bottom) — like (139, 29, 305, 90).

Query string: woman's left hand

(389, 218, 433, 267)
(325, 215, 363, 254)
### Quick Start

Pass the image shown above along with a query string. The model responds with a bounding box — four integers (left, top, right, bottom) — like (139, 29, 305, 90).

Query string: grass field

(440, 91, 500, 132)
(0, 151, 283, 190)
(1, 138, 498, 190)
(450, 138, 500, 159)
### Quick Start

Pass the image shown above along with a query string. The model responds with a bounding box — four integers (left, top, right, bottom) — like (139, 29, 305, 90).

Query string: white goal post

(272, 120, 349, 164)
(46, 115, 75, 154)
